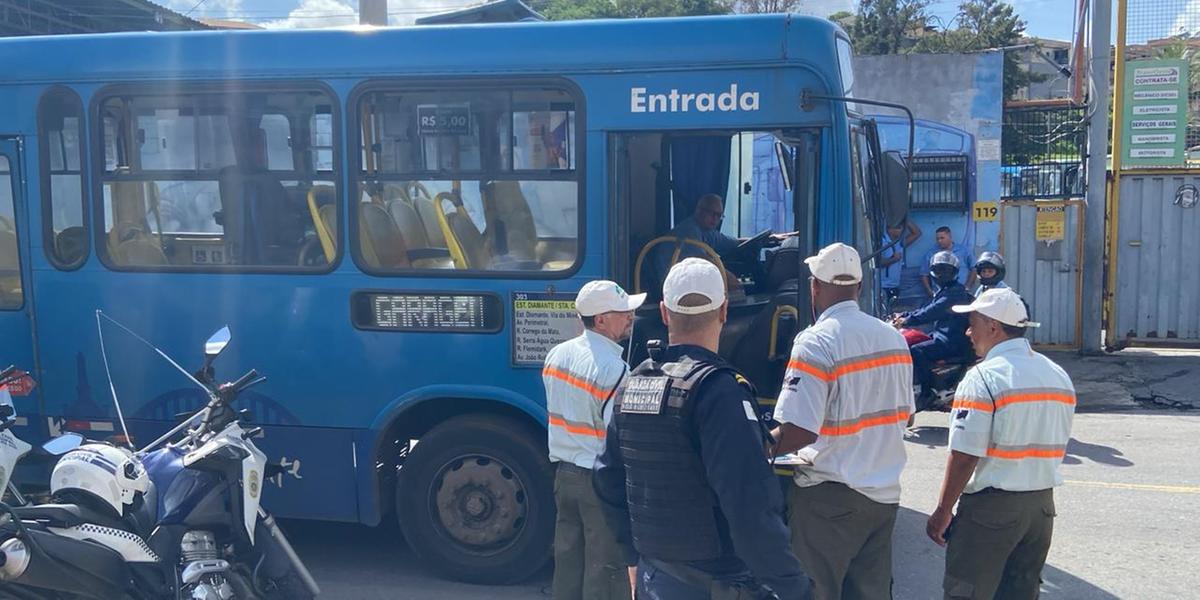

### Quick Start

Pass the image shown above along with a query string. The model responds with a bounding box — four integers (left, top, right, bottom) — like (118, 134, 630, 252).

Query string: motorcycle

(0, 323, 320, 599)
(892, 323, 975, 413)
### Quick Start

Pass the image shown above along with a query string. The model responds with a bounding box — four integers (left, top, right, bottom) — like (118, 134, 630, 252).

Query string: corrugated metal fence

(1110, 174, 1200, 346)
(1001, 200, 1084, 348)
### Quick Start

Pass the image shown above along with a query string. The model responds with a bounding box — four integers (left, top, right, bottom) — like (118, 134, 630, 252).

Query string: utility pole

(1081, 0, 1112, 353)
(361, 0, 387, 26)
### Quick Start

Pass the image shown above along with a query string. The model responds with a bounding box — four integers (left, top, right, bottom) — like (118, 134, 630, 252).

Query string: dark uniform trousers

(787, 482, 898, 600)
(637, 559, 777, 600)
(552, 462, 632, 600)
(944, 488, 1055, 600)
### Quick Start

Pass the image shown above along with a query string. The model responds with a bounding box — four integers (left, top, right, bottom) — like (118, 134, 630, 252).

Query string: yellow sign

(1035, 203, 1066, 241)
(972, 201, 999, 222)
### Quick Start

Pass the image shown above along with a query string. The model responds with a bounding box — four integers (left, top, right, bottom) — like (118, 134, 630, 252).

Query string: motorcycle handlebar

(227, 369, 260, 395)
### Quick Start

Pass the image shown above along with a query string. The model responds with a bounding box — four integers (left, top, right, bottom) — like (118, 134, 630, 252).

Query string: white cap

(952, 287, 1040, 328)
(663, 258, 726, 315)
(575, 280, 646, 317)
(804, 242, 863, 285)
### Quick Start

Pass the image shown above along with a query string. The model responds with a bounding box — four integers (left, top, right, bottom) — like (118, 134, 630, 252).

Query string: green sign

(1122, 59, 1189, 168)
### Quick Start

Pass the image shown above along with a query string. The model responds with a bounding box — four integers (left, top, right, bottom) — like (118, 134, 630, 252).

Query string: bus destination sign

(352, 292, 502, 333)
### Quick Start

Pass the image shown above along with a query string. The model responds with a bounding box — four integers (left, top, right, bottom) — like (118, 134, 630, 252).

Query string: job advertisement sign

(512, 292, 583, 367)
(1122, 59, 1189, 168)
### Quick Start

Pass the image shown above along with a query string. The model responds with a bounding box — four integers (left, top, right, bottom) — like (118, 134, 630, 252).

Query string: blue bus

(0, 15, 908, 583)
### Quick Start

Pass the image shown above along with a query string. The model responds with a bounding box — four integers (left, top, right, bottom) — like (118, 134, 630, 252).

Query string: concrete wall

(853, 51, 1004, 303)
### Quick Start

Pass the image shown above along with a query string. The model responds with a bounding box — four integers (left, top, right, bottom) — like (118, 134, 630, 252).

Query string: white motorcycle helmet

(51, 443, 150, 517)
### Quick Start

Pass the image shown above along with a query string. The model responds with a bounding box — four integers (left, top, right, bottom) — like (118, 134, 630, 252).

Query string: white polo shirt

(950, 338, 1075, 494)
(775, 300, 914, 504)
(542, 329, 628, 470)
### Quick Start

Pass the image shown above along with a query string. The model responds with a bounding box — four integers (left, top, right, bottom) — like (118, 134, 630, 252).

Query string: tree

(913, 0, 1042, 99)
(828, 10, 855, 29)
(735, 0, 803, 13)
(849, 0, 931, 56)
(537, 0, 733, 21)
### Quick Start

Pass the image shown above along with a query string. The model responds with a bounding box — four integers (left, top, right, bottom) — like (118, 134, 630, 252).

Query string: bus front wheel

(396, 414, 553, 584)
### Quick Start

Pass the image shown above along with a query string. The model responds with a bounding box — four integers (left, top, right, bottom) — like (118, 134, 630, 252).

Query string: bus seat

(434, 192, 490, 270)
(414, 196, 448, 248)
(54, 227, 87, 266)
(358, 203, 411, 269)
(0, 231, 17, 270)
(536, 240, 576, 271)
(388, 200, 432, 250)
(317, 204, 338, 251)
(111, 233, 168, 267)
(482, 181, 537, 262)
(401, 182, 447, 248)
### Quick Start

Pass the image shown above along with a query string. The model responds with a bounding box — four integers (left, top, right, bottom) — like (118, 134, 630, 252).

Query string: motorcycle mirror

(42, 432, 84, 456)
(205, 326, 232, 359)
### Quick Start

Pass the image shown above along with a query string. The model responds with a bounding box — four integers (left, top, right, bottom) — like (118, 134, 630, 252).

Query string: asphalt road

(288, 409, 1199, 599)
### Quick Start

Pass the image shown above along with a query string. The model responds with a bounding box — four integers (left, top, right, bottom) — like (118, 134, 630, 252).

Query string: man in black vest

(593, 258, 812, 600)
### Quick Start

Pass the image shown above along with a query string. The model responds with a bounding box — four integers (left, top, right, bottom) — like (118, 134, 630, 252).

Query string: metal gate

(1108, 173, 1200, 347)
(1000, 200, 1084, 349)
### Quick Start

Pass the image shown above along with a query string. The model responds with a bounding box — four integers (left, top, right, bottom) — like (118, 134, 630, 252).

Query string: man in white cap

(770, 242, 914, 600)
(927, 288, 1075, 600)
(593, 258, 812, 600)
(543, 280, 645, 600)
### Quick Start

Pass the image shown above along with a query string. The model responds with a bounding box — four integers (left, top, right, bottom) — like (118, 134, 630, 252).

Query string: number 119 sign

(972, 201, 998, 222)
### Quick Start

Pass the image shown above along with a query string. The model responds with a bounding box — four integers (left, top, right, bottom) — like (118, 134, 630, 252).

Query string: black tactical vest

(614, 347, 755, 562)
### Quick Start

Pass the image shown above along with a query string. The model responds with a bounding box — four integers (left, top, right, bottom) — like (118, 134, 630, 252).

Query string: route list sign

(512, 292, 583, 367)
(1122, 59, 1189, 168)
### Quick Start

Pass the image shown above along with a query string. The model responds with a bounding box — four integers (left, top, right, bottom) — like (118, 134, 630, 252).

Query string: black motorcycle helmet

(975, 251, 1007, 287)
(929, 251, 960, 286)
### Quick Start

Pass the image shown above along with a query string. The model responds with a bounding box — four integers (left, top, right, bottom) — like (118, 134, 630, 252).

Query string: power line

(184, 0, 210, 17)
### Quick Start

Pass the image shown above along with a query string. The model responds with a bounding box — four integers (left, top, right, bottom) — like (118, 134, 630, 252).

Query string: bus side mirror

(881, 150, 910, 228)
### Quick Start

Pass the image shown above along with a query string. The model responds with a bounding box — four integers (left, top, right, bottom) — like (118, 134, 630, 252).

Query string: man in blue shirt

(921, 226, 975, 295)
(879, 221, 922, 308)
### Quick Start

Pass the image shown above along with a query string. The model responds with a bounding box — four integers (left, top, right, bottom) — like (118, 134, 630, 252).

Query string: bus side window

(95, 86, 341, 271)
(39, 88, 87, 269)
(0, 155, 21, 309)
(355, 86, 580, 274)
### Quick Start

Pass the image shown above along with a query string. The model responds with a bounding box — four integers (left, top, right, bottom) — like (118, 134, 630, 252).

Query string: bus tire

(396, 413, 553, 584)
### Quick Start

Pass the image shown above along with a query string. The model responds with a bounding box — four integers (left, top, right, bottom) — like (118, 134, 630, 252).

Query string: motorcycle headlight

(0, 537, 31, 580)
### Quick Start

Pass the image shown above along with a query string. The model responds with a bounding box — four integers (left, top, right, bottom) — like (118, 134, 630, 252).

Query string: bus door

(0, 138, 42, 434)
(611, 129, 817, 401)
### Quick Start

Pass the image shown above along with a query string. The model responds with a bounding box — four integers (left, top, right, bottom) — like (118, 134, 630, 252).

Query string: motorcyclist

(893, 251, 974, 407)
(973, 251, 1033, 321)
(973, 251, 1008, 297)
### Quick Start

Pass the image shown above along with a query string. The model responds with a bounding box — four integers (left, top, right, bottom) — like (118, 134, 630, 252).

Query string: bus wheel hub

(434, 456, 526, 549)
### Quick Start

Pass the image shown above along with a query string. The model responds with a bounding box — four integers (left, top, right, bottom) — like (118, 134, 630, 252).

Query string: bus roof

(0, 14, 848, 84)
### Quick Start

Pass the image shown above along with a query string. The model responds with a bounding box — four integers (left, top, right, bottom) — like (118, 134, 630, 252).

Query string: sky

(162, 0, 1081, 42)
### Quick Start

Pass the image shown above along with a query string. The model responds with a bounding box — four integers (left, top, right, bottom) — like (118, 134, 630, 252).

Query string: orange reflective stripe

(819, 409, 911, 436)
(786, 360, 833, 381)
(831, 352, 912, 378)
(952, 398, 994, 413)
(543, 366, 609, 401)
(994, 392, 1076, 409)
(548, 415, 605, 438)
(986, 446, 1067, 460)
(787, 351, 912, 383)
